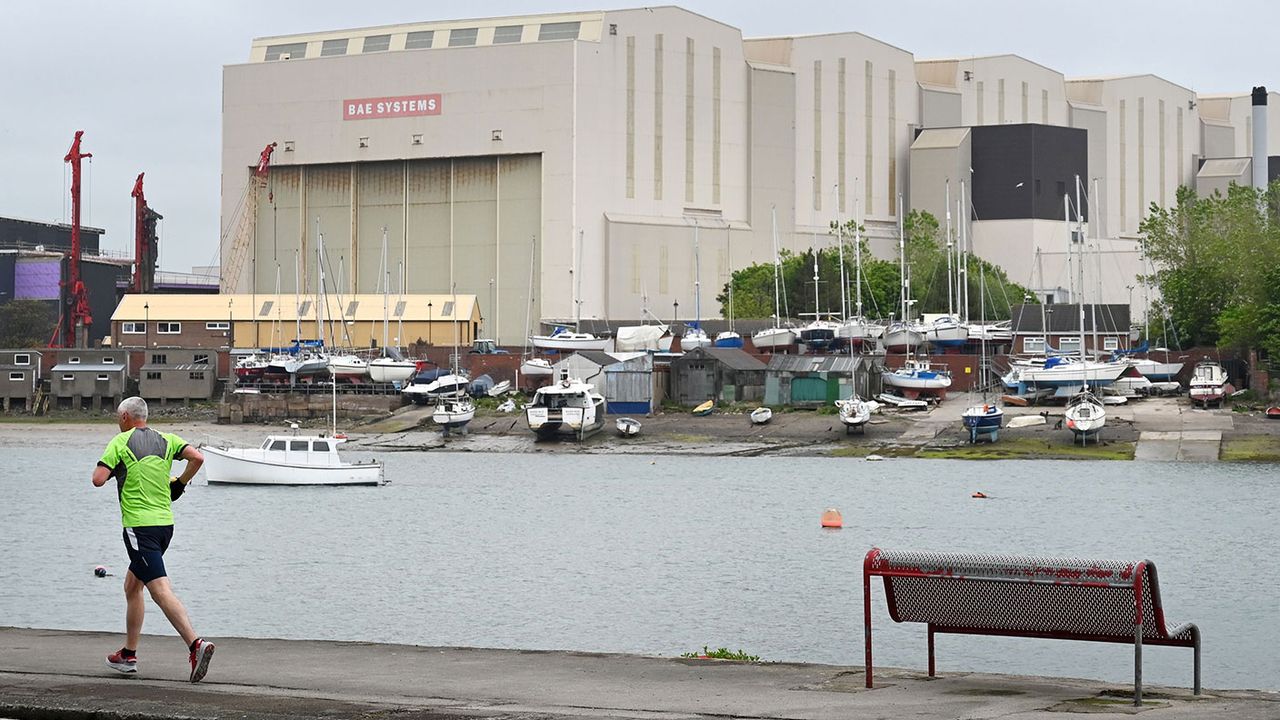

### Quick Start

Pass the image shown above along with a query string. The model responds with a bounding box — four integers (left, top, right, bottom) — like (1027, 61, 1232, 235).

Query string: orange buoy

(971, 491, 988, 499)
(820, 508, 843, 528)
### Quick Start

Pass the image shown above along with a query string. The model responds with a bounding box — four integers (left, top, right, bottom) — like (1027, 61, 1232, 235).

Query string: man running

(92, 396, 214, 682)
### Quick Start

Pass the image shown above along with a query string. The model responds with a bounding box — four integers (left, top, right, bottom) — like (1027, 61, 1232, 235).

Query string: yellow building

(109, 293, 481, 350)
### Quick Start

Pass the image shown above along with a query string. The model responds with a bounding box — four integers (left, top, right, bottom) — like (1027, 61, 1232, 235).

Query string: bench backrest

(865, 548, 1177, 640)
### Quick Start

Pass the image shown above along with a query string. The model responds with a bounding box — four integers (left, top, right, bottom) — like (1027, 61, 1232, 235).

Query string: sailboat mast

(835, 184, 847, 321)
(726, 222, 734, 331)
(854, 195, 863, 320)
(1069, 193, 1085, 369)
(771, 207, 781, 328)
(314, 218, 323, 344)
(898, 193, 906, 322)
(575, 228, 584, 331)
(960, 179, 969, 323)
(293, 250, 301, 343)
(381, 227, 389, 351)
(1078, 175, 1098, 360)
(693, 221, 701, 325)
(945, 180, 954, 318)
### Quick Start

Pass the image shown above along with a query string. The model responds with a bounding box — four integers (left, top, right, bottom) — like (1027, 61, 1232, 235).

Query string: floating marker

(94, 565, 108, 578)
(971, 492, 988, 499)
(820, 508, 843, 528)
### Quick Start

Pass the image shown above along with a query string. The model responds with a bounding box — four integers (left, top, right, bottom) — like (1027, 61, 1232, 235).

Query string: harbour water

(1, 433, 1276, 691)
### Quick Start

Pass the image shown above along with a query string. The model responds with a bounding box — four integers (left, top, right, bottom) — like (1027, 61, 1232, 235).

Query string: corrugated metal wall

(252, 155, 541, 346)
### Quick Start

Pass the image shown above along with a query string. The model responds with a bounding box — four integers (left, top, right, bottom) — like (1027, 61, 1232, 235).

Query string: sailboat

(961, 268, 1003, 443)
(835, 397, 872, 433)
(324, 244, 370, 383)
(714, 223, 743, 348)
(367, 229, 417, 383)
(927, 182, 969, 350)
(682, 221, 712, 351)
(1061, 179, 1106, 444)
(882, 196, 950, 397)
(531, 229, 610, 351)
(432, 284, 476, 433)
(881, 196, 924, 353)
(835, 192, 884, 348)
(753, 207, 798, 350)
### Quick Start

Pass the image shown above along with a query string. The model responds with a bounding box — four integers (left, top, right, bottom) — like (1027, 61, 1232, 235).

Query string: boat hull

(752, 328, 797, 349)
(202, 446, 383, 486)
(531, 335, 609, 351)
(368, 360, 417, 383)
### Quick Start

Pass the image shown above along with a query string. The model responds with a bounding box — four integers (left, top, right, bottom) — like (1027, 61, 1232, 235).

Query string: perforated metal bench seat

(862, 548, 1201, 706)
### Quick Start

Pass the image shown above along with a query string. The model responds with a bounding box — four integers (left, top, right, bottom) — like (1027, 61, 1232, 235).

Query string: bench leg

(928, 625, 936, 677)
(1193, 627, 1201, 696)
(1134, 624, 1143, 706)
(864, 570, 873, 688)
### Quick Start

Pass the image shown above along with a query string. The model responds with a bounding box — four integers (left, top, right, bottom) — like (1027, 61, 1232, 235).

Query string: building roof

(766, 354, 866, 373)
(915, 54, 1063, 77)
(141, 363, 214, 371)
(677, 346, 768, 371)
(51, 363, 125, 372)
(911, 127, 970, 150)
(111, 293, 479, 323)
(554, 350, 619, 368)
(1197, 158, 1251, 178)
(1010, 304, 1131, 334)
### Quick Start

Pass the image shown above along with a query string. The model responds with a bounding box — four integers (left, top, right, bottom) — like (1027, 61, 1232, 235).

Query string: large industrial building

(222, 6, 1279, 344)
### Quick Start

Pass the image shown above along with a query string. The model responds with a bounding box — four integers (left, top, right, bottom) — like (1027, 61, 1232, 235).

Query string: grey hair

(118, 396, 149, 422)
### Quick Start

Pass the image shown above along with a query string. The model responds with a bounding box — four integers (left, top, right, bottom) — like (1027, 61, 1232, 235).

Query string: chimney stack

(1252, 86, 1268, 190)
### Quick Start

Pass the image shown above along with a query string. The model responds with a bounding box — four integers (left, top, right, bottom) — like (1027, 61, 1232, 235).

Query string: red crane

(130, 173, 162, 293)
(53, 131, 93, 348)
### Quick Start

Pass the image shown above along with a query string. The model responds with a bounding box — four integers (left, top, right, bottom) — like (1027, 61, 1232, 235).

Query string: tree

(0, 299, 56, 347)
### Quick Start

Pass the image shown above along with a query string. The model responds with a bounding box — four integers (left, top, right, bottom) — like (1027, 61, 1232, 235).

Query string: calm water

(1, 434, 1276, 690)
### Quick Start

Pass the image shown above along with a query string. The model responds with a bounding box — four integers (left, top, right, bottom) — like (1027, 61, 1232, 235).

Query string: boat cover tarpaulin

(615, 325, 667, 351)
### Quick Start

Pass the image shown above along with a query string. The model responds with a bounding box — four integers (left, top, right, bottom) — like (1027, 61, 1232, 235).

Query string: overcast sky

(1, 1, 1274, 271)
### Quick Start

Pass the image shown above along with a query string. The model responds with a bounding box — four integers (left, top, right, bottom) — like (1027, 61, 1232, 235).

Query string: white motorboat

(327, 353, 369, 382)
(835, 398, 872, 433)
(369, 356, 417, 383)
(1064, 389, 1106, 443)
(432, 396, 476, 431)
(520, 357, 555, 376)
(882, 358, 952, 394)
(526, 374, 606, 440)
(681, 325, 711, 351)
(925, 316, 968, 348)
(1189, 360, 1231, 407)
(750, 407, 773, 425)
(531, 329, 609, 351)
(203, 433, 384, 486)
(752, 326, 797, 350)
(616, 417, 642, 437)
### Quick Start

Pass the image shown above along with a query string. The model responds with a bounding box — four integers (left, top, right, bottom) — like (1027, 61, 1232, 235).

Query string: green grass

(680, 646, 760, 662)
(1220, 435, 1280, 461)
(917, 436, 1136, 461)
(669, 433, 713, 443)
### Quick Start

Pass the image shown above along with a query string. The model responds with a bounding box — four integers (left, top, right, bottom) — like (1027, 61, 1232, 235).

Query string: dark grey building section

(0, 217, 103, 254)
(970, 124, 1088, 222)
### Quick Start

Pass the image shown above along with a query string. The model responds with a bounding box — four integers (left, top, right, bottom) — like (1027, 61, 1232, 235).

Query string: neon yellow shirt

(98, 427, 188, 527)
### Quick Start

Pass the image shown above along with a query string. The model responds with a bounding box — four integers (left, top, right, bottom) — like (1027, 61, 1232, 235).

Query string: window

(269, 440, 287, 451)
(151, 354, 168, 365)
(441, 301, 454, 317)
(493, 25, 523, 44)
(363, 34, 391, 52)
(189, 372, 205, 380)
(62, 374, 74, 381)
(146, 371, 162, 380)
(1024, 337, 1045, 353)
(69, 357, 81, 364)
(290, 440, 309, 451)
(102, 357, 115, 364)
(194, 353, 209, 365)
(298, 300, 312, 317)
(96, 374, 110, 382)
(538, 22, 580, 41)
(8, 372, 23, 381)
(346, 300, 360, 317)
(320, 38, 348, 56)
(206, 321, 230, 330)
(13, 353, 30, 365)
(158, 322, 181, 334)
(265, 42, 308, 61)
(448, 28, 478, 46)
(404, 30, 434, 49)
(259, 300, 274, 317)
(312, 441, 331, 452)
(1059, 337, 1082, 353)
(122, 322, 145, 334)
(394, 300, 407, 317)
(1103, 337, 1120, 351)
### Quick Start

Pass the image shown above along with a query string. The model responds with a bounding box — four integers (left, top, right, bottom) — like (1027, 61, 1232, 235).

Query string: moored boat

(432, 396, 476, 431)
(203, 433, 383, 486)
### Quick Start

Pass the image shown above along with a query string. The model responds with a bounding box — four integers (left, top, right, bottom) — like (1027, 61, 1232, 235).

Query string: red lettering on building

(342, 94, 443, 120)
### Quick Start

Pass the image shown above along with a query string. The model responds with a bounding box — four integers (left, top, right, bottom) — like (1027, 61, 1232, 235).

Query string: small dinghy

(487, 380, 512, 397)
(692, 400, 714, 416)
(1267, 406, 1280, 419)
(616, 417, 642, 437)
(750, 407, 773, 425)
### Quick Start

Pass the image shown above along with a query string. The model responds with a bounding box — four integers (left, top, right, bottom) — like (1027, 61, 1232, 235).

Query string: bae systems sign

(343, 94, 442, 120)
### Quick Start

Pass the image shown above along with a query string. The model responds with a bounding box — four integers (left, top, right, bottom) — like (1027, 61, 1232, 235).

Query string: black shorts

(122, 525, 174, 584)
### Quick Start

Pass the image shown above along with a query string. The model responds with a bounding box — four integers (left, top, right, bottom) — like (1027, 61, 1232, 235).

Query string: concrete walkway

(2, 628, 1275, 720)
(1135, 431, 1224, 461)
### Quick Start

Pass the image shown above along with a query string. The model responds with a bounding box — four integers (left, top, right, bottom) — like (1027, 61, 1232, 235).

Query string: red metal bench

(862, 548, 1201, 706)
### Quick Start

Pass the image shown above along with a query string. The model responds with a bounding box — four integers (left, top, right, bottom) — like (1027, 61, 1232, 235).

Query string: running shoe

(188, 638, 214, 683)
(106, 648, 137, 673)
